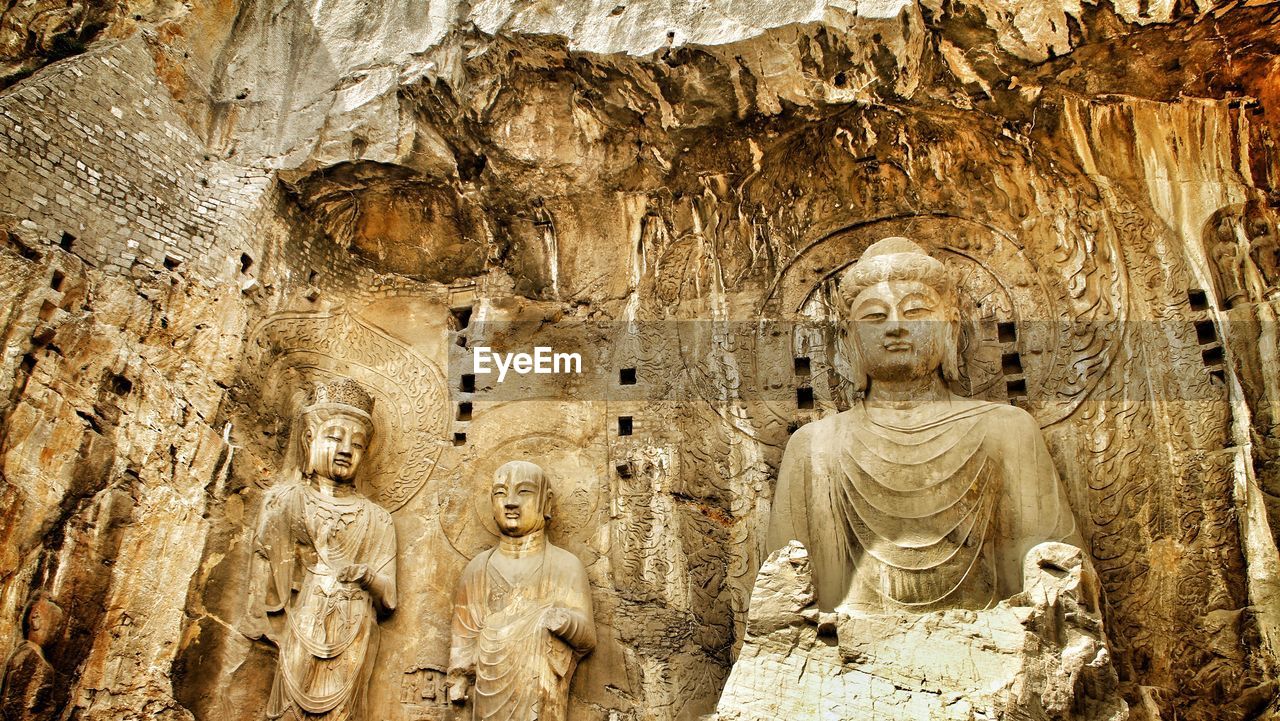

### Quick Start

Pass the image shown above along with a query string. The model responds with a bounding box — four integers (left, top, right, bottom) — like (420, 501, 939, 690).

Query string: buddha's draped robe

(253, 482, 397, 721)
(449, 544, 595, 721)
(768, 398, 1081, 612)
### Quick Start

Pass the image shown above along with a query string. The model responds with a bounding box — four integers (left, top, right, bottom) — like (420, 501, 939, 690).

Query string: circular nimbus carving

(760, 214, 1127, 426)
(247, 310, 450, 512)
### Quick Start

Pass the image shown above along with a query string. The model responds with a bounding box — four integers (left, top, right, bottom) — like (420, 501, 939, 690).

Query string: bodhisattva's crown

(312, 378, 375, 415)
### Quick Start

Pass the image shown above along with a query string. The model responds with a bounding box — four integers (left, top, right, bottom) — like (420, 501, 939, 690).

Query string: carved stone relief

(245, 309, 450, 510)
(717, 237, 1124, 719)
(247, 377, 398, 720)
(448, 461, 596, 721)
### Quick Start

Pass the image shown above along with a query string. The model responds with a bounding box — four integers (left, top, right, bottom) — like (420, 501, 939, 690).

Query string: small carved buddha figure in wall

(448, 461, 596, 721)
(248, 378, 397, 721)
(0, 592, 63, 721)
(768, 237, 1085, 613)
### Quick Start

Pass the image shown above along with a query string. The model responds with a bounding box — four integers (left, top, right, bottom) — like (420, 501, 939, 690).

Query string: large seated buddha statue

(768, 236, 1084, 613)
(716, 237, 1125, 721)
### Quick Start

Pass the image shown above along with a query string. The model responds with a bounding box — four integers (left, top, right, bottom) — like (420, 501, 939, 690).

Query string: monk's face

(491, 475, 546, 537)
(308, 415, 369, 483)
(850, 279, 951, 383)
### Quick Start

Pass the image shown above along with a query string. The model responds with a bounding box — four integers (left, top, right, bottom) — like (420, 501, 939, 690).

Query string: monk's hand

(338, 563, 372, 587)
(541, 607, 572, 636)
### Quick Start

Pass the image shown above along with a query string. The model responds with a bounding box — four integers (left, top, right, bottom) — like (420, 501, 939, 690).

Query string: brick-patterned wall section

(0, 36, 273, 280)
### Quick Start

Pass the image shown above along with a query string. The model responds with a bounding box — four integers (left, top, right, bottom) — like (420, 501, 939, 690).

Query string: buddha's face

(308, 415, 369, 483)
(491, 474, 546, 537)
(849, 279, 952, 383)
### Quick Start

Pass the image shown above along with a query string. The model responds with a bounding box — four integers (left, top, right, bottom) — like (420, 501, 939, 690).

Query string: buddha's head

(491, 460, 552, 538)
(24, 592, 63, 649)
(301, 378, 375, 484)
(836, 237, 960, 392)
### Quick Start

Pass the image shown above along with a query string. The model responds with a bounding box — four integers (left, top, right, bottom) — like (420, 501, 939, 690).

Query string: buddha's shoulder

(781, 415, 830, 453)
(967, 399, 1040, 429)
(967, 399, 1039, 422)
(262, 479, 305, 506)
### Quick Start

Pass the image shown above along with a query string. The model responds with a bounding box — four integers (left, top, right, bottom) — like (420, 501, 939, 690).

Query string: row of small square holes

(999, 322, 1026, 402)
(453, 306, 474, 445)
(449, 310, 639, 443)
(790, 324, 1027, 406)
(1188, 289, 1226, 383)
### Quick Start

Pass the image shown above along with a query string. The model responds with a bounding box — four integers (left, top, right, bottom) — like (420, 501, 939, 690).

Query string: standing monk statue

(448, 460, 596, 721)
(249, 377, 397, 720)
(769, 237, 1084, 613)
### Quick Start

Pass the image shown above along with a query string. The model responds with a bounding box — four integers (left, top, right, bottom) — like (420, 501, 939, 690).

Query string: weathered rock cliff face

(1, 1, 1279, 720)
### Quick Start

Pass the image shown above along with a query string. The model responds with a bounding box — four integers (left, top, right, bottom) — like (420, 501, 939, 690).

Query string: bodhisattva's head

(836, 237, 961, 392)
(491, 460, 552, 538)
(302, 378, 376, 484)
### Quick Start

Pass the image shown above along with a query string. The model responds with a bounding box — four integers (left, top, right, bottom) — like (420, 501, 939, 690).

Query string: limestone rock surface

(716, 542, 1128, 721)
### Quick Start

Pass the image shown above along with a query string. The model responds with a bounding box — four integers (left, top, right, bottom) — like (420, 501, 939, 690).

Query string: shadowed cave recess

(1, 0, 1280, 719)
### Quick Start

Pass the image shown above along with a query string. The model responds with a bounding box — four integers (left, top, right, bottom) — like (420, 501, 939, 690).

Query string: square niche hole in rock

(1195, 319, 1219, 345)
(797, 386, 815, 410)
(617, 416, 633, 436)
(451, 306, 473, 331)
(794, 356, 811, 376)
(998, 321, 1017, 344)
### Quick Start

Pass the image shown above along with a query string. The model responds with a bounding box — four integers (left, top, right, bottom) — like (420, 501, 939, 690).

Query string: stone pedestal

(715, 542, 1128, 721)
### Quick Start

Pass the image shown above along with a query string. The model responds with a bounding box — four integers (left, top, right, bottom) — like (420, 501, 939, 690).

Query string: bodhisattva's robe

(768, 397, 1082, 612)
(252, 482, 397, 721)
(449, 543, 595, 721)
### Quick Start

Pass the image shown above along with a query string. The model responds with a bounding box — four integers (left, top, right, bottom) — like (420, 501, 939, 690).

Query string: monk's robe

(768, 398, 1081, 612)
(253, 482, 397, 721)
(449, 543, 595, 721)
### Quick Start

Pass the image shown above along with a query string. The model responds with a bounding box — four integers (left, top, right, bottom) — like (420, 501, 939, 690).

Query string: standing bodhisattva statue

(769, 237, 1085, 613)
(249, 378, 397, 721)
(448, 460, 596, 721)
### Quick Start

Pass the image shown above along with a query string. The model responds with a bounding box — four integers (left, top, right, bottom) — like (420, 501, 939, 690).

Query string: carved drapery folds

(448, 461, 596, 721)
(248, 378, 398, 721)
(722, 238, 1121, 719)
